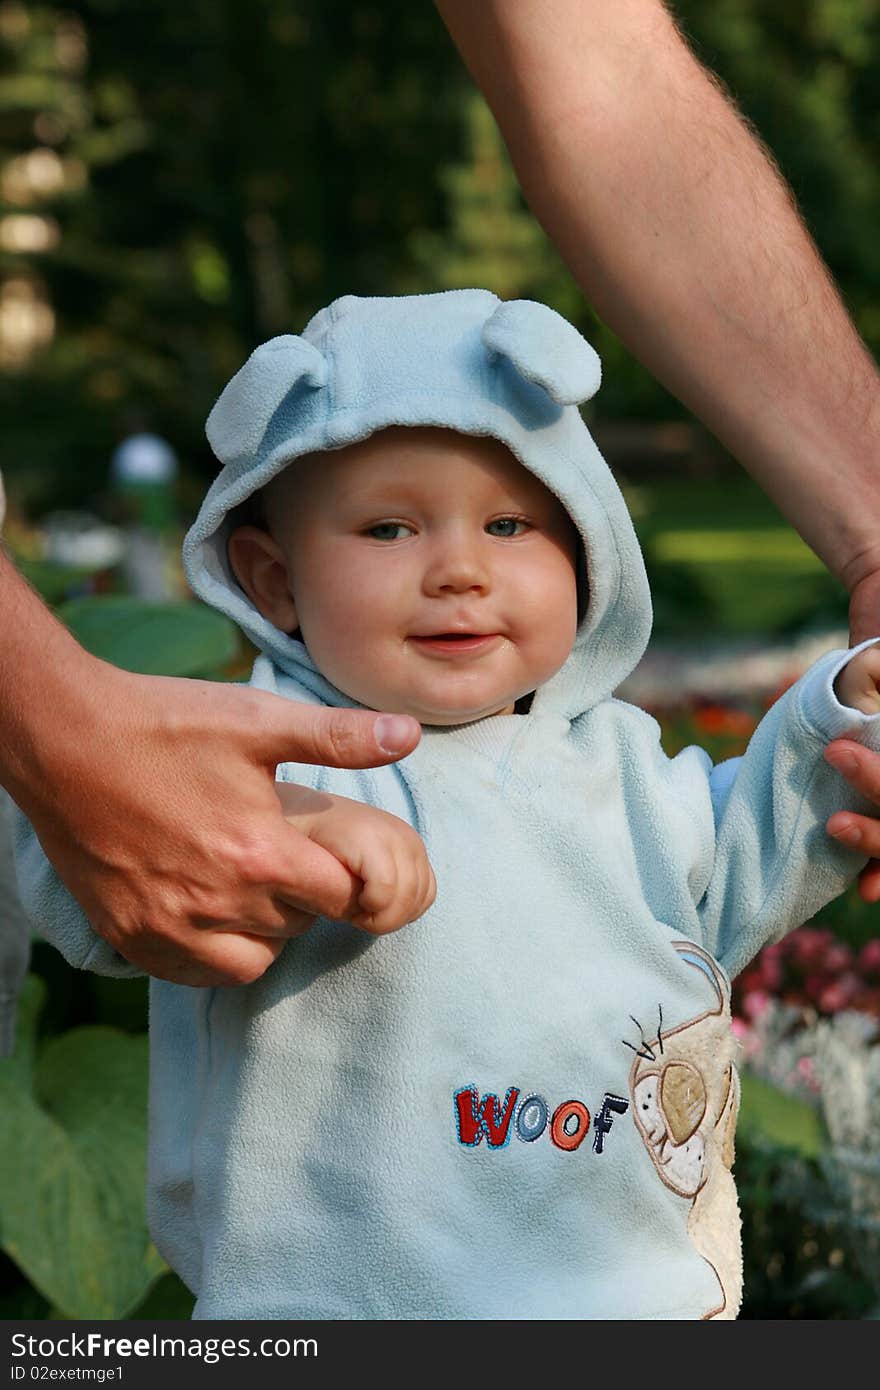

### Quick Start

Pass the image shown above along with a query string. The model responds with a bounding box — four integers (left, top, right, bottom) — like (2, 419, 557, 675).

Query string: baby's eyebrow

(337, 496, 417, 519)
(336, 477, 424, 505)
(344, 494, 517, 514)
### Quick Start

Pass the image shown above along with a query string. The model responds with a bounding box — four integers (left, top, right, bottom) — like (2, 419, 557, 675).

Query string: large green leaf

(15, 559, 106, 608)
(0, 977, 165, 1318)
(57, 596, 239, 677)
(738, 1069, 825, 1160)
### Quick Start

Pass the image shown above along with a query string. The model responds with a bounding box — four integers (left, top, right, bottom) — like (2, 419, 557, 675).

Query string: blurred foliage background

(2, 0, 880, 1321)
(2, 0, 879, 514)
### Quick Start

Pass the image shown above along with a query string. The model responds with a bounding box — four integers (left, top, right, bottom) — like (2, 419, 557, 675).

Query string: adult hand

(824, 566, 880, 901)
(14, 659, 420, 987)
(846, 564, 880, 649)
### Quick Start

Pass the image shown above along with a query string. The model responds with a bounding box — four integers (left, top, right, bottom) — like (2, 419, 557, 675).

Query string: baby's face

(233, 427, 580, 726)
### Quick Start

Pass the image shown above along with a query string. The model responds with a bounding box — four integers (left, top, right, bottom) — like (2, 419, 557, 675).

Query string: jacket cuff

(798, 638, 880, 742)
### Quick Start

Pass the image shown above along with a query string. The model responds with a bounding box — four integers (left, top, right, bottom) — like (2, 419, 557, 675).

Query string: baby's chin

(372, 693, 521, 727)
(338, 684, 520, 726)
(417, 702, 517, 727)
(326, 665, 526, 725)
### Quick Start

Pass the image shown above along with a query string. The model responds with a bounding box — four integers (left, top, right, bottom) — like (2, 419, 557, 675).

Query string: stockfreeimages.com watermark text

(10, 1333, 316, 1369)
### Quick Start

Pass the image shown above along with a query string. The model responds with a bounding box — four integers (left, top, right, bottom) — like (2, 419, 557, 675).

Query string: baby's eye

(365, 521, 414, 541)
(486, 517, 529, 538)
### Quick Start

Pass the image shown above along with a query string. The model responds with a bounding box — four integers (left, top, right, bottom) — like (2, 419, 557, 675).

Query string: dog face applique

(627, 941, 742, 1319)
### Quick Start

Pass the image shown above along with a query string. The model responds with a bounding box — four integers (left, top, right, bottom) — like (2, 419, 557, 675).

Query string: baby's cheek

(312, 625, 402, 710)
(527, 623, 576, 688)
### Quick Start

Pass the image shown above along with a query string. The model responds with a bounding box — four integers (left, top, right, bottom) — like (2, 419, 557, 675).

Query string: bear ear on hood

(205, 335, 328, 464)
(481, 299, 601, 406)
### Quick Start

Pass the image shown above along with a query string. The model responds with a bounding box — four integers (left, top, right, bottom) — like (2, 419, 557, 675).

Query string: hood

(184, 290, 652, 721)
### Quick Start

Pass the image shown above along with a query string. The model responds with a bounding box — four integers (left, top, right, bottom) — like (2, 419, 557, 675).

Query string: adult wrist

(0, 603, 112, 816)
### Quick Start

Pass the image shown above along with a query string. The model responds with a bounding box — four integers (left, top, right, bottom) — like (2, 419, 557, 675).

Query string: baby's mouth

(409, 632, 502, 655)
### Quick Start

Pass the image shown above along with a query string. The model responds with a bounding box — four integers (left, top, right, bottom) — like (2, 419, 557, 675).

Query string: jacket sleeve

(11, 807, 142, 978)
(698, 640, 880, 980)
(0, 789, 35, 1050)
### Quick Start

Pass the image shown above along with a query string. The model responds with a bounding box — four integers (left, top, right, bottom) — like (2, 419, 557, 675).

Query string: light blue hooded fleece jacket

(13, 290, 880, 1320)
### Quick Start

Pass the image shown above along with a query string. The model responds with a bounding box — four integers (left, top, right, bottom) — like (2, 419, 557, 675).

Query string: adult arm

(434, 0, 880, 893)
(0, 547, 420, 985)
(434, 0, 880, 604)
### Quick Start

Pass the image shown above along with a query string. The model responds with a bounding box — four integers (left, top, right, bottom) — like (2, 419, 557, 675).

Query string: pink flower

(823, 943, 854, 973)
(787, 927, 835, 969)
(817, 973, 860, 1014)
(796, 1056, 821, 1094)
(804, 972, 828, 1004)
(757, 954, 784, 991)
(858, 939, 880, 976)
(742, 989, 772, 1021)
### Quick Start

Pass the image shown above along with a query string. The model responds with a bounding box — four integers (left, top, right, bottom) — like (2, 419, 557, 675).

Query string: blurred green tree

(1, 0, 878, 511)
(0, 1, 465, 508)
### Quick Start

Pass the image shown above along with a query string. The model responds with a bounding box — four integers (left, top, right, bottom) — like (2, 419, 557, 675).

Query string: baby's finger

(401, 845, 433, 923)
(389, 849, 422, 928)
(353, 840, 400, 933)
(399, 844, 436, 924)
(422, 858, 437, 916)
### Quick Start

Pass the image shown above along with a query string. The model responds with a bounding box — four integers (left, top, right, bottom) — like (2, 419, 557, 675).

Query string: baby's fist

(835, 645, 880, 716)
(276, 784, 436, 934)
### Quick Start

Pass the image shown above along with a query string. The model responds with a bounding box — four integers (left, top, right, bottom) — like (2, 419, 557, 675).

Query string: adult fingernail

(375, 714, 418, 754)
(826, 749, 857, 774)
(834, 824, 862, 846)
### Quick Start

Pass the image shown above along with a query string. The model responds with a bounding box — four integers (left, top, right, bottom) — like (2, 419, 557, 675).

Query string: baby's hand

(835, 645, 880, 716)
(275, 783, 436, 933)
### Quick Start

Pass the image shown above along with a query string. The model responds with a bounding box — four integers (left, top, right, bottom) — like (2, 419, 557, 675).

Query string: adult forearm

(435, 0, 880, 590)
(0, 546, 98, 811)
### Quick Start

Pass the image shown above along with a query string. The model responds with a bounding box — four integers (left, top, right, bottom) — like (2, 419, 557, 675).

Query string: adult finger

(826, 811, 880, 901)
(127, 929, 288, 988)
(823, 740, 880, 902)
(213, 905, 315, 938)
(826, 810, 878, 850)
(249, 695, 421, 770)
(268, 825, 364, 921)
(857, 858, 880, 903)
(824, 740, 880, 805)
(848, 567, 880, 647)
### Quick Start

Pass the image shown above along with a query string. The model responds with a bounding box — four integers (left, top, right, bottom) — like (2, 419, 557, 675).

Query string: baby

(16, 290, 880, 1319)
(225, 421, 579, 936)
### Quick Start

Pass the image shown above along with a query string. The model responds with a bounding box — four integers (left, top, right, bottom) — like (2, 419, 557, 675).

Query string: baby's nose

(422, 539, 491, 595)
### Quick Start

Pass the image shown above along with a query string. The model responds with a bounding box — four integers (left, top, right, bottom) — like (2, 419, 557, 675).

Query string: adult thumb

(252, 695, 421, 769)
(849, 567, 880, 647)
